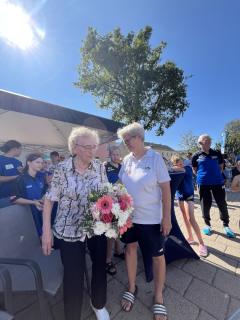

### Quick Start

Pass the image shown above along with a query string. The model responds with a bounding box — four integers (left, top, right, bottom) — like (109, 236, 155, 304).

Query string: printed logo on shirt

(211, 156, 218, 159)
(5, 164, 14, 170)
(26, 185, 33, 189)
(197, 155, 206, 162)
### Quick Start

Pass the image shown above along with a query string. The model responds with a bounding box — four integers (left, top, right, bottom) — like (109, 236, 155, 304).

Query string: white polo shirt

(119, 148, 170, 224)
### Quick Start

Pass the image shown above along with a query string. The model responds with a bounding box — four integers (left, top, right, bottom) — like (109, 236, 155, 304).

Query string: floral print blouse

(45, 157, 108, 242)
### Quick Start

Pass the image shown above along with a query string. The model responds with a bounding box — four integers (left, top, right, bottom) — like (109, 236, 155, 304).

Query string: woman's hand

(33, 200, 43, 211)
(42, 227, 53, 255)
(161, 217, 172, 237)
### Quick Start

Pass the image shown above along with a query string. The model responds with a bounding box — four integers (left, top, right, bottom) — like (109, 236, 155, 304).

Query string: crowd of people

(0, 126, 240, 320)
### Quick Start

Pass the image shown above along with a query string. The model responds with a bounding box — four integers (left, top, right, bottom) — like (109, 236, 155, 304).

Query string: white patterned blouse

(45, 157, 108, 242)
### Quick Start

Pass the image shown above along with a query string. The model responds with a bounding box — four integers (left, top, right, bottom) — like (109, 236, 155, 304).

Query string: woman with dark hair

(0, 140, 23, 198)
(13, 153, 47, 237)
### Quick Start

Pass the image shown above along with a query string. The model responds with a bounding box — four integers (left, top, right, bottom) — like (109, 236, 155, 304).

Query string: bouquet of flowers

(81, 183, 134, 239)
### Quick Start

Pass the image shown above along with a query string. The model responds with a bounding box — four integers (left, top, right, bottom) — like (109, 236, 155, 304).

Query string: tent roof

(0, 89, 122, 148)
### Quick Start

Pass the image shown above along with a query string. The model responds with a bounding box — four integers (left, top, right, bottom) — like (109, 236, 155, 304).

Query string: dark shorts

(120, 223, 165, 257)
(176, 194, 194, 202)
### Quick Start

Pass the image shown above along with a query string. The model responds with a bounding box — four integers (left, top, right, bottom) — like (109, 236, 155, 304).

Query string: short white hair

(108, 145, 121, 155)
(117, 122, 145, 141)
(198, 134, 212, 144)
(68, 127, 99, 155)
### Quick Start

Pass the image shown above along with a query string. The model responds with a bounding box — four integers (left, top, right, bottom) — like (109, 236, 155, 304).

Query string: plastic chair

(0, 266, 14, 320)
(0, 204, 63, 320)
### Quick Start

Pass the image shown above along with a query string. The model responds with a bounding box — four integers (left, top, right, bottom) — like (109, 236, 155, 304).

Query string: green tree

(214, 141, 222, 151)
(225, 119, 240, 155)
(75, 26, 189, 135)
(179, 131, 199, 153)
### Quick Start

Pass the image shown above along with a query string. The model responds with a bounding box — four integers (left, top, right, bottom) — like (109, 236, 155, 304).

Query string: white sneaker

(91, 301, 110, 320)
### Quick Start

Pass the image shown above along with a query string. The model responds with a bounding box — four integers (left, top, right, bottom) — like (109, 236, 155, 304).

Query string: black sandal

(152, 303, 168, 319)
(106, 262, 117, 275)
(121, 286, 138, 312)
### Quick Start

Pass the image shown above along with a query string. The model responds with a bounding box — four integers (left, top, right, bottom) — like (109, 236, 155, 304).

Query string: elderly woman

(42, 127, 110, 320)
(118, 123, 171, 320)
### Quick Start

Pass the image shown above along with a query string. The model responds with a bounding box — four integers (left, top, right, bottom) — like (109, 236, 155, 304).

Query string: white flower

(92, 209, 100, 220)
(94, 221, 107, 235)
(117, 212, 128, 227)
(111, 203, 121, 218)
(101, 182, 114, 193)
(105, 228, 118, 239)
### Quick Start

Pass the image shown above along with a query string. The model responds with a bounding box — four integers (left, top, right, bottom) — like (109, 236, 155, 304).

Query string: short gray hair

(68, 127, 99, 155)
(198, 134, 212, 144)
(108, 145, 121, 155)
(117, 122, 145, 141)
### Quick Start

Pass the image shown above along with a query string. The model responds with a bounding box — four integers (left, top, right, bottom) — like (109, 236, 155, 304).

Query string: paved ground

(2, 191, 240, 320)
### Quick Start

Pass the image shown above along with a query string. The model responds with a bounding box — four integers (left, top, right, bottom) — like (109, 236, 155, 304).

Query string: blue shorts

(120, 223, 165, 257)
(176, 193, 194, 202)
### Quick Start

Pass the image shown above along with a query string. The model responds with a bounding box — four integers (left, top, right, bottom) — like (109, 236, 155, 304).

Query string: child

(171, 155, 208, 257)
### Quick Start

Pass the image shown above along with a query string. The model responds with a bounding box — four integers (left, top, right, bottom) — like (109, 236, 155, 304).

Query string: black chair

(0, 204, 63, 320)
(0, 266, 14, 320)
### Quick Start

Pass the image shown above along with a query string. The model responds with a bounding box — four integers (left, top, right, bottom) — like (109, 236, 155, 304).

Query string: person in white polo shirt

(118, 123, 171, 320)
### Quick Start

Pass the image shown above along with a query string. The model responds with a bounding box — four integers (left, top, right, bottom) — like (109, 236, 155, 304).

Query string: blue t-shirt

(105, 162, 121, 184)
(13, 173, 46, 236)
(0, 155, 22, 198)
(176, 166, 194, 199)
(192, 149, 224, 185)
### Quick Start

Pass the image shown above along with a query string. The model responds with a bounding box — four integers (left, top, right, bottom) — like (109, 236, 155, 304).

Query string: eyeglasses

(123, 135, 137, 144)
(75, 143, 98, 150)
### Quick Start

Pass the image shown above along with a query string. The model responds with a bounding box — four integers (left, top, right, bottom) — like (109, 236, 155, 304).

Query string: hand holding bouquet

(81, 183, 133, 239)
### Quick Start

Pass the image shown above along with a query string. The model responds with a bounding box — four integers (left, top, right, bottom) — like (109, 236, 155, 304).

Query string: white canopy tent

(0, 89, 122, 159)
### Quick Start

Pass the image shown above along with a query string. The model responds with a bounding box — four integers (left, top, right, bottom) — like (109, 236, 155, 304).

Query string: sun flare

(0, 0, 45, 50)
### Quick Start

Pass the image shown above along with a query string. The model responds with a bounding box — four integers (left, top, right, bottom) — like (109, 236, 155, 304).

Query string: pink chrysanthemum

(119, 194, 133, 211)
(96, 195, 113, 214)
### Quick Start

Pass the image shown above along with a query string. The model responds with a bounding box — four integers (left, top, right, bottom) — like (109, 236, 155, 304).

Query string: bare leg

(178, 200, 194, 242)
(153, 255, 167, 320)
(184, 201, 204, 245)
(121, 242, 138, 311)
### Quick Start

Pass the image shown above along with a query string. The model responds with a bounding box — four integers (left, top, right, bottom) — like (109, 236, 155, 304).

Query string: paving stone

(226, 297, 240, 320)
(105, 279, 125, 319)
(164, 287, 199, 320)
(225, 246, 240, 259)
(135, 272, 155, 308)
(206, 251, 238, 273)
(170, 258, 188, 269)
(185, 278, 229, 320)
(213, 270, 240, 299)
(197, 310, 217, 320)
(166, 265, 193, 295)
(108, 299, 152, 320)
(183, 259, 217, 284)
(216, 235, 240, 249)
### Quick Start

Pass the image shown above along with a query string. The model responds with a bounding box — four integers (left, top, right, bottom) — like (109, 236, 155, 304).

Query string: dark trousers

(58, 235, 107, 320)
(199, 184, 229, 227)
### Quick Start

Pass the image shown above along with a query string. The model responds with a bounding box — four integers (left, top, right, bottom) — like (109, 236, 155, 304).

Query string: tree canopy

(75, 26, 189, 135)
(179, 131, 199, 153)
(224, 119, 240, 155)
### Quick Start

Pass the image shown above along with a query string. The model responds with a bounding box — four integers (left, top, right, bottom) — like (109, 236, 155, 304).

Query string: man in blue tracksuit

(192, 134, 235, 238)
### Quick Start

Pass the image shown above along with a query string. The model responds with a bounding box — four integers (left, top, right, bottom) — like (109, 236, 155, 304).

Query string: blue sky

(0, 0, 239, 150)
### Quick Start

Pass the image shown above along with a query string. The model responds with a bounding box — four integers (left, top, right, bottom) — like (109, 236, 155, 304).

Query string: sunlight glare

(0, 0, 45, 50)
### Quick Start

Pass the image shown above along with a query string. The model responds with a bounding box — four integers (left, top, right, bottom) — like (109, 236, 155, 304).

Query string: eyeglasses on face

(123, 135, 137, 144)
(75, 143, 98, 150)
